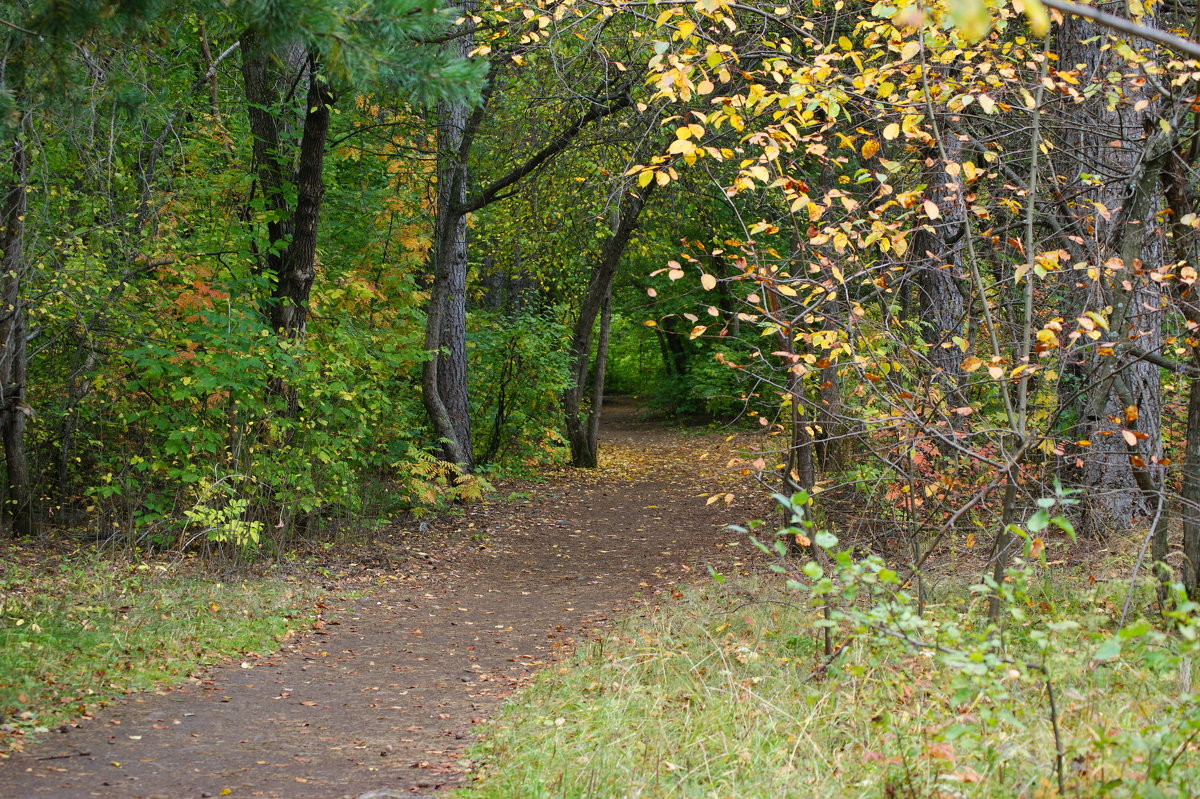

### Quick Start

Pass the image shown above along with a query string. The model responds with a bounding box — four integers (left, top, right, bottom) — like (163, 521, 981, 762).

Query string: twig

(35, 751, 91, 761)
(1120, 490, 1166, 627)
(1041, 0, 1200, 61)
(802, 639, 850, 682)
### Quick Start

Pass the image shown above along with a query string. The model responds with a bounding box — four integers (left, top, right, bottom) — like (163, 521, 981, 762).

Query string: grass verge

(0, 540, 321, 754)
(457, 570, 1200, 798)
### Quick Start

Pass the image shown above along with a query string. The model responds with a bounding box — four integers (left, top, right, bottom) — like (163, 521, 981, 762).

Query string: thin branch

(457, 88, 632, 214)
(1042, 0, 1200, 60)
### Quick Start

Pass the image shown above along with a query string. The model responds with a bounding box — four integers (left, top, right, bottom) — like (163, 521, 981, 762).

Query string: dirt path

(0, 400, 760, 799)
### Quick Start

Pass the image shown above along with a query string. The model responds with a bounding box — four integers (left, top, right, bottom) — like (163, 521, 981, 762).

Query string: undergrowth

(459, 566, 1199, 798)
(0, 544, 320, 754)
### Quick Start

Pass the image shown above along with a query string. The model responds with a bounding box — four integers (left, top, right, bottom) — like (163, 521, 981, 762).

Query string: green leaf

(1094, 638, 1121, 661)
(814, 531, 838, 549)
(1026, 509, 1049, 533)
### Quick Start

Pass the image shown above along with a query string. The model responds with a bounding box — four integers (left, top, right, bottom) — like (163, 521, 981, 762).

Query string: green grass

(457, 572, 1200, 798)
(0, 546, 319, 752)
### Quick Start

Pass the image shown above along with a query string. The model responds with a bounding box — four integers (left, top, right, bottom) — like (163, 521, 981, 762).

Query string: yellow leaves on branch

(948, 0, 992, 43)
(947, 0, 1049, 42)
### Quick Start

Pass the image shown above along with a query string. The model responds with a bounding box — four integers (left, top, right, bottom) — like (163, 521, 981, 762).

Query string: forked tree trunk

(240, 39, 333, 416)
(564, 183, 651, 467)
(240, 28, 292, 282)
(271, 54, 333, 340)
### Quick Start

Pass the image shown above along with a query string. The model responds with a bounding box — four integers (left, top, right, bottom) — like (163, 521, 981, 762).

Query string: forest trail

(0, 399, 758, 799)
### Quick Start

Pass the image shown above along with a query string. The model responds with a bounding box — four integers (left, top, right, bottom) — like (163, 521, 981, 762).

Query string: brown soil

(0, 398, 764, 799)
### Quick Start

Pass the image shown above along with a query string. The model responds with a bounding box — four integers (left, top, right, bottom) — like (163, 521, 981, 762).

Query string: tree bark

(0, 93, 34, 536)
(1055, 12, 1165, 536)
(912, 136, 967, 406)
(563, 183, 652, 467)
(1184, 373, 1200, 597)
(1163, 141, 1200, 597)
(421, 53, 633, 469)
(422, 80, 475, 468)
(239, 27, 292, 282)
(270, 53, 333, 340)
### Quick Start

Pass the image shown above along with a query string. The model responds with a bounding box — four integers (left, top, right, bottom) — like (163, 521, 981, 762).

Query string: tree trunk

(422, 89, 474, 468)
(1055, 13, 1165, 536)
(270, 53, 333, 340)
(1164, 142, 1200, 598)
(0, 98, 34, 536)
(419, 42, 632, 469)
(239, 27, 292, 282)
(564, 183, 651, 467)
(1184, 373, 1200, 598)
(912, 138, 967, 405)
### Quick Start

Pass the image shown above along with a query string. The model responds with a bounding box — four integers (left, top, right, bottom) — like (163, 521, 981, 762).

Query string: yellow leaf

(1122, 429, 1138, 447)
(900, 41, 920, 62)
(637, 170, 653, 188)
(643, 320, 657, 327)
(701, 273, 718, 290)
(1020, 0, 1050, 36)
(883, 123, 900, 141)
(962, 356, 984, 372)
(1124, 405, 1139, 424)
(689, 325, 707, 340)
(949, 0, 992, 42)
(668, 138, 697, 156)
(861, 139, 880, 159)
(923, 199, 941, 220)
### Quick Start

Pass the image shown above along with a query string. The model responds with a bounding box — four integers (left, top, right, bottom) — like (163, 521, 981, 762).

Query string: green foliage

(239, 0, 487, 102)
(601, 312, 660, 396)
(75, 264, 454, 546)
(470, 309, 572, 467)
(0, 548, 317, 747)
